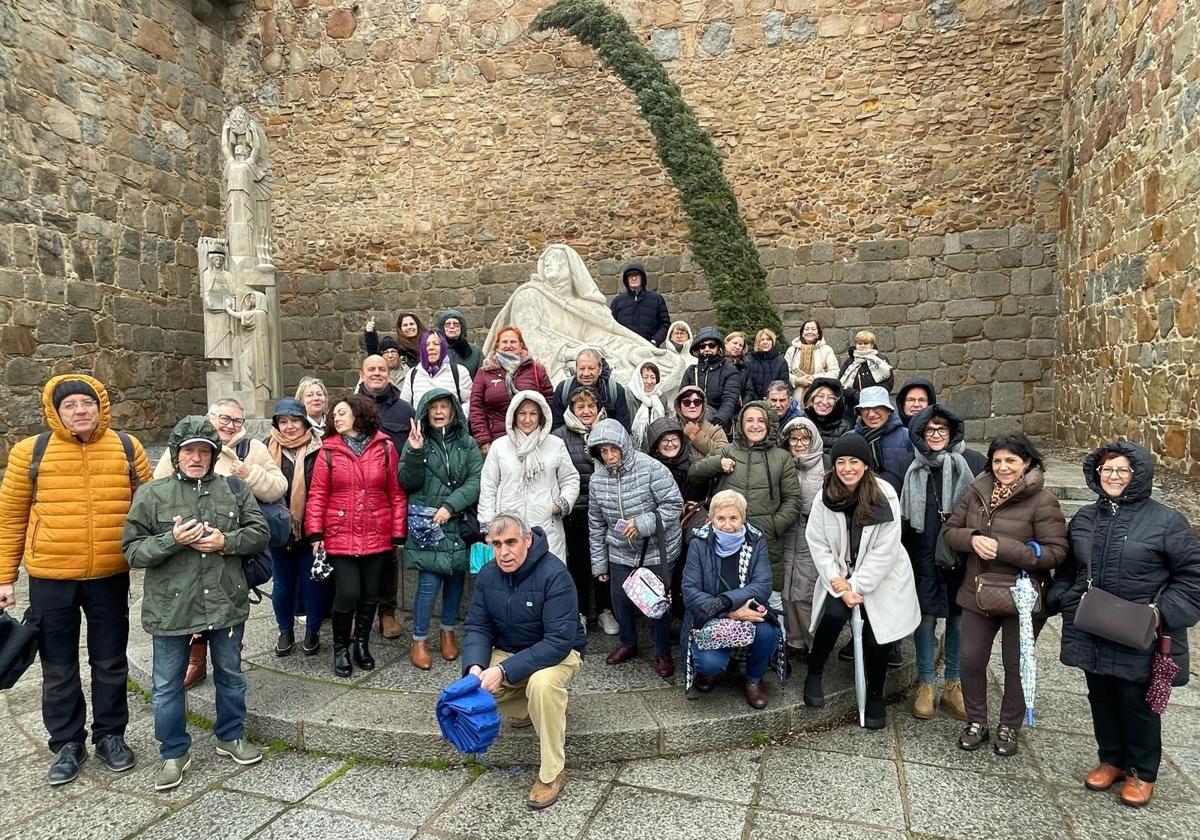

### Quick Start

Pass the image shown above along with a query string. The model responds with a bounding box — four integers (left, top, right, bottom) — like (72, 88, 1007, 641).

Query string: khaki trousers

(489, 648, 582, 783)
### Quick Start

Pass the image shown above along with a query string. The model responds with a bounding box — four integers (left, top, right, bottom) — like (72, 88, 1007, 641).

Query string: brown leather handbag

(975, 571, 1043, 616)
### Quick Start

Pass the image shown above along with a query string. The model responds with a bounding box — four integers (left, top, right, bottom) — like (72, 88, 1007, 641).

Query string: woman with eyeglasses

(363, 311, 424, 370)
(802, 377, 852, 464)
(943, 433, 1067, 758)
(1047, 442, 1200, 807)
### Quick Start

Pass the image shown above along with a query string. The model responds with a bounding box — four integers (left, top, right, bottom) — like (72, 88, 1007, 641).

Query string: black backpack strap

(116, 431, 140, 492)
(451, 363, 460, 396)
(235, 438, 251, 461)
(27, 432, 53, 505)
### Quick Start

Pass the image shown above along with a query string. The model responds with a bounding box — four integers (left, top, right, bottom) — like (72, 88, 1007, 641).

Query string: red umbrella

(1146, 634, 1179, 715)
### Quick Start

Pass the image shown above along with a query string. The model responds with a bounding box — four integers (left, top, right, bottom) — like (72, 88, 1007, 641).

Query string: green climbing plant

(532, 0, 782, 337)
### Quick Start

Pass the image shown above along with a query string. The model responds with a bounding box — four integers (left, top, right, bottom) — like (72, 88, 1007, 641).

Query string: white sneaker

(598, 609, 619, 636)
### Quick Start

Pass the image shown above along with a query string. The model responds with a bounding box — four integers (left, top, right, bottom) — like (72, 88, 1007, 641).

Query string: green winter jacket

(400, 389, 483, 575)
(122, 416, 270, 636)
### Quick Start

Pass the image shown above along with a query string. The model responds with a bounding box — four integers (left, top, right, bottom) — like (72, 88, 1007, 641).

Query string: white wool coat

(805, 477, 921, 644)
(477, 391, 580, 560)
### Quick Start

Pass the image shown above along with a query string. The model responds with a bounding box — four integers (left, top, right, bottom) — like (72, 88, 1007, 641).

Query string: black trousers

(564, 520, 609, 618)
(808, 596, 888, 701)
(28, 573, 130, 752)
(377, 546, 401, 614)
(330, 552, 388, 615)
(960, 609, 1046, 728)
(1085, 671, 1162, 781)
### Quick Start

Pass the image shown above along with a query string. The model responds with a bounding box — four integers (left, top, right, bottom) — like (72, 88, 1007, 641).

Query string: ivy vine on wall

(532, 0, 783, 337)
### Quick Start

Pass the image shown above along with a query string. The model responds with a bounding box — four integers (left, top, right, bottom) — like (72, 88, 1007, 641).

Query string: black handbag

(1073, 532, 1161, 652)
(0, 608, 39, 690)
(458, 505, 482, 546)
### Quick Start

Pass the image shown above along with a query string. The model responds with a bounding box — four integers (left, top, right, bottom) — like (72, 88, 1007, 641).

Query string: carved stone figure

(221, 105, 275, 276)
(483, 244, 688, 396)
(225, 290, 275, 410)
(198, 236, 234, 365)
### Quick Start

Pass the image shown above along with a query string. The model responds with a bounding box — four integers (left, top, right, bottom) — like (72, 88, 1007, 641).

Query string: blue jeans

(271, 542, 326, 634)
(914, 613, 961, 683)
(152, 624, 247, 758)
(691, 622, 780, 682)
(411, 570, 465, 640)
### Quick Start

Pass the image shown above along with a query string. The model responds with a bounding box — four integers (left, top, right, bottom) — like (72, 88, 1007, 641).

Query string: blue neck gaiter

(714, 526, 747, 556)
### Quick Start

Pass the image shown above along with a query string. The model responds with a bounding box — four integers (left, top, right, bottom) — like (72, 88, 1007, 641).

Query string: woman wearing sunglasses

(672, 386, 729, 460)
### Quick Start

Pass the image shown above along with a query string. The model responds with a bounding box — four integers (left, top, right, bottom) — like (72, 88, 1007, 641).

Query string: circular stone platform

(126, 568, 915, 767)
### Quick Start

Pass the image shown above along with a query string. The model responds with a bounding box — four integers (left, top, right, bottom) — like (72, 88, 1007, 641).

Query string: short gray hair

(575, 348, 602, 366)
(487, 513, 531, 538)
(207, 398, 243, 415)
(709, 489, 747, 518)
(767, 380, 790, 396)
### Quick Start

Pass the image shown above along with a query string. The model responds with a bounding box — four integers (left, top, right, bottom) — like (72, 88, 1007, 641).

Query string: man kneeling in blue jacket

(463, 513, 586, 810)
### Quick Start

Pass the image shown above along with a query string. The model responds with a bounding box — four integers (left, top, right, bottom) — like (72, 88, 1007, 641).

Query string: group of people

(1, 296, 1198, 813)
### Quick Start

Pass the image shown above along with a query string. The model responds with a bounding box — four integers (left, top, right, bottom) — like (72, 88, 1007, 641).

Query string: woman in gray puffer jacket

(588, 419, 683, 677)
(779, 416, 826, 655)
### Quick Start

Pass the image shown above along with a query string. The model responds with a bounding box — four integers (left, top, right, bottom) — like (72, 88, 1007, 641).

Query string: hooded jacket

(586, 419, 683, 575)
(435, 308, 483, 377)
(673, 386, 729, 459)
(784, 336, 839, 396)
(122, 416, 270, 635)
(743, 344, 789, 403)
(688, 401, 803, 545)
(944, 467, 1068, 617)
(803, 377, 852, 463)
(400, 388, 483, 576)
(647, 417, 706, 504)
(894, 406, 987, 617)
(470, 350, 554, 448)
(609, 261, 670, 345)
(665, 319, 696, 368)
(681, 326, 742, 430)
(551, 357, 631, 432)
(478, 391, 579, 561)
(354, 381, 415, 454)
(1049, 442, 1200, 686)
(849, 409, 913, 489)
(153, 424, 286, 503)
(304, 427, 407, 557)
(461, 526, 586, 684)
(0, 374, 153, 584)
(806, 476, 921, 645)
(896, 377, 937, 427)
(780, 417, 826, 609)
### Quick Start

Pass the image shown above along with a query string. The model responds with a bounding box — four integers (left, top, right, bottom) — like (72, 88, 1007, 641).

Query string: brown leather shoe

(1084, 763, 1126, 791)
(379, 612, 402, 640)
(509, 715, 533, 729)
(409, 640, 432, 670)
(693, 675, 715, 693)
(526, 771, 566, 810)
(744, 681, 768, 709)
(653, 655, 675, 678)
(183, 639, 207, 689)
(440, 630, 459, 662)
(1119, 774, 1154, 807)
(606, 645, 638, 665)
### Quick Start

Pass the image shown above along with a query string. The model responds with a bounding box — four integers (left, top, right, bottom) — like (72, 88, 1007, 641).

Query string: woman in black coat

(742, 328, 790, 403)
(1048, 441, 1200, 808)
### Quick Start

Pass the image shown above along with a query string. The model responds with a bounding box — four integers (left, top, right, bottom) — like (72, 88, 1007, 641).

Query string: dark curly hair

(335, 393, 381, 437)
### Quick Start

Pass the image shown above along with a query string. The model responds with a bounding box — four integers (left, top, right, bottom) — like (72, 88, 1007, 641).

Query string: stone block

(952, 318, 984, 339)
(829, 284, 875, 307)
(871, 305, 909, 325)
(983, 315, 1031, 340)
(833, 307, 870, 327)
(842, 261, 891, 284)
(875, 282, 919, 305)
(960, 229, 1011, 250)
(651, 28, 680, 62)
(856, 239, 909, 261)
(941, 253, 976, 271)
(972, 271, 1011, 297)
(810, 241, 835, 262)
(945, 299, 994, 318)
(920, 320, 953, 345)
(993, 340, 1026, 361)
(912, 236, 944, 257)
(949, 384, 992, 419)
(996, 360, 1044, 381)
(700, 21, 733, 55)
(891, 258, 934, 280)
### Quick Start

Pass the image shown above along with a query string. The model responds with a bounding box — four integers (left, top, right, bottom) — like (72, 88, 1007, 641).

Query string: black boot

(331, 611, 353, 678)
(803, 670, 825, 708)
(352, 603, 377, 671)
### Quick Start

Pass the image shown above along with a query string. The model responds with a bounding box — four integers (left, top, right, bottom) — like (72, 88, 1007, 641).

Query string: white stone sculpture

(225, 290, 275, 410)
(198, 236, 234, 365)
(482, 244, 689, 397)
(221, 105, 275, 277)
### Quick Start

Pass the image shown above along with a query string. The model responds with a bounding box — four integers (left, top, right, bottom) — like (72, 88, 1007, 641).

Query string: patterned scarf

(990, 478, 1017, 509)
(267, 426, 318, 538)
(563, 407, 606, 441)
(839, 348, 892, 391)
(495, 351, 524, 396)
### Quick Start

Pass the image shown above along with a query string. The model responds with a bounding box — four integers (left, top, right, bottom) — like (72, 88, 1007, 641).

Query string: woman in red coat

(469, 326, 554, 454)
(305, 394, 407, 678)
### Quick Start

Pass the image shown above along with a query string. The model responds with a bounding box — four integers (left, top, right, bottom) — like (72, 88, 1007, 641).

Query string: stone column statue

(221, 105, 275, 277)
(224, 290, 275, 410)
(198, 237, 234, 365)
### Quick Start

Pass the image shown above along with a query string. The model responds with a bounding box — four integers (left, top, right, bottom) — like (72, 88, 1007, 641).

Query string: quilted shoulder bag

(974, 542, 1043, 617)
(693, 618, 755, 651)
(1073, 529, 1162, 652)
(620, 516, 671, 620)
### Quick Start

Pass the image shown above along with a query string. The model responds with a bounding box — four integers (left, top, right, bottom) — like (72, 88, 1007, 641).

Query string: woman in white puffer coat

(478, 390, 579, 560)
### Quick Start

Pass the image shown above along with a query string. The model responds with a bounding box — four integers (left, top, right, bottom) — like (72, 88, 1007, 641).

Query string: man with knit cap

(0, 374, 152, 786)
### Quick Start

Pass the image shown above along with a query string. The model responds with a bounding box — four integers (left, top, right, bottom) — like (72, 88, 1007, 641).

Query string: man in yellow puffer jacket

(0, 374, 152, 787)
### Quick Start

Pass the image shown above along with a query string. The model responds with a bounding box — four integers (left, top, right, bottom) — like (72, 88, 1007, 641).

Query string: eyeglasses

(680, 398, 704, 407)
(904, 398, 928, 406)
(811, 395, 836, 404)
(697, 343, 719, 351)
(59, 399, 98, 412)
(382, 349, 400, 356)
(1097, 467, 1133, 479)
(923, 427, 949, 439)
(216, 414, 246, 428)
(860, 406, 888, 415)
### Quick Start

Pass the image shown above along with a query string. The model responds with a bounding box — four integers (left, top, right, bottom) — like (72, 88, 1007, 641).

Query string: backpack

(408, 364, 461, 401)
(225, 474, 274, 603)
(234, 438, 292, 549)
(28, 430, 139, 504)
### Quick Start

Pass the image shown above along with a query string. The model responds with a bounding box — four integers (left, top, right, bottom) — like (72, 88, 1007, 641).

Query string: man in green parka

(401, 388, 484, 670)
(122, 416, 270, 791)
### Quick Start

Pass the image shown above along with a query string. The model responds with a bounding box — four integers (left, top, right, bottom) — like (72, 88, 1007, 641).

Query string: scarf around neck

(495, 351, 524, 395)
(714, 526, 747, 556)
(839, 348, 891, 390)
(342, 432, 369, 458)
(563, 407, 605, 441)
(268, 427, 318, 538)
(901, 442, 973, 532)
(509, 425, 547, 483)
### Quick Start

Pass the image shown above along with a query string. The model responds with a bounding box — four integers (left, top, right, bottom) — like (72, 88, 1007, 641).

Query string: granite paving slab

(614, 746, 764, 804)
(758, 745, 906, 829)
(904, 762, 1069, 840)
(1053, 785, 1200, 840)
(0, 753, 103, 830)
(221, 752, 347, 802)
(1030, 728, 1198, 801)
(304, 763, 470, 826)
(895, 706, 1041, 780)
(0, 789, 168, 840)
(429, 769, 608, 840)
(749, 807, 908, 839)
(301, 689, 456, 762)
(582, 786, 748, 840)
(134, 789, 287, 840)
(250, 807, 417, 839)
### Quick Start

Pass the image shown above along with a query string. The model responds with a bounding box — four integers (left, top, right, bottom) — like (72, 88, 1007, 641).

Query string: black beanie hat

(52, 379, 99, 410)
(829, 434, 872, 466)
(379, 336, 401, 353)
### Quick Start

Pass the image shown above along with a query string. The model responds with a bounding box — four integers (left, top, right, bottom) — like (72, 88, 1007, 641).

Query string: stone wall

(284, 225, 1058, 438)
(0, 0, 226, 466)
(1057, 0, 1200, 476)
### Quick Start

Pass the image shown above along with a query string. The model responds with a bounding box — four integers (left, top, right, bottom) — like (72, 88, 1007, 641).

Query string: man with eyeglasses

(896, 377, 937, 428)
(680, 326, 741, 431)
(847, 386, 912, 491)
(0, 375, 153, 786)
(152, 398, 285, 687)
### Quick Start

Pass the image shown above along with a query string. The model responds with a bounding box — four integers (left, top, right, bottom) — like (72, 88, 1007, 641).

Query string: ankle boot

(352, 603, 377, 670)
(184, 638, 208, 689)
(410, 640, 432, 670)
(803, 670, 825, 707)
(440, 629, 459, 662)
(331, 611, 353, 678)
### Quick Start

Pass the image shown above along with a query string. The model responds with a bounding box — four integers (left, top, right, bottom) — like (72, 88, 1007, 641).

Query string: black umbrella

(0, 608, 38, 690)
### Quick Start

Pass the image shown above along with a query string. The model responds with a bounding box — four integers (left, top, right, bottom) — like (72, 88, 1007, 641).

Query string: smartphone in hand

(613, 518, 629, 534)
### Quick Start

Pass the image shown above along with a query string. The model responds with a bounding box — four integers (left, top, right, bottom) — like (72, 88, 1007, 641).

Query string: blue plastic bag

(470, 542, 494, 574)
(436, 674, 501, 754)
